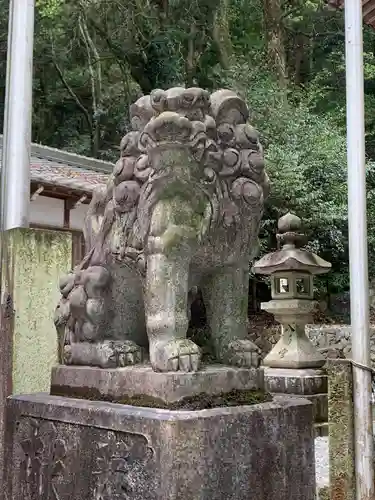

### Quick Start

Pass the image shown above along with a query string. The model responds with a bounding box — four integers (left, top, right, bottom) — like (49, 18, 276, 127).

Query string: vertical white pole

(345, 0, 374, 498)
(0, 0, 13, 234)
(1, 0, 35, 230)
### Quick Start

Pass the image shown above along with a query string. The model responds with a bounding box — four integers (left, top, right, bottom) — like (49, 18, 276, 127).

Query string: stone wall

(249, 323, 375, 364)
(307, 324, 375, 364)
(306, 325, 353, 359)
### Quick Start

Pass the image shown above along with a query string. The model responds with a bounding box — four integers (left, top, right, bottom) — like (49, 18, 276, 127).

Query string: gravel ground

(315, 437, 329, 489)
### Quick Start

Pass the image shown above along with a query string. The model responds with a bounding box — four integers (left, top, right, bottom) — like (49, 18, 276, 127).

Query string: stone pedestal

(4, 393, 315, 500)
(264, 367, 328, 423)
(50, 364, 264, 403)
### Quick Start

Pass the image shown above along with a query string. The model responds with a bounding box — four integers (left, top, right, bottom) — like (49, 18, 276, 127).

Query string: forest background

(0, 0, 374, 304)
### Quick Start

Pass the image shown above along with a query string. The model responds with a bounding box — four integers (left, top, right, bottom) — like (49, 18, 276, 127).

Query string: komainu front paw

(114, 340, 144, 367)
(150, 338, 201, 372)
(218, 339, 261, 368)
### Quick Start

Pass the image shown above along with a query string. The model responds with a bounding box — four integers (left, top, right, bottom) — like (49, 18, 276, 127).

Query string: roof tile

(0, 141, 111, 194)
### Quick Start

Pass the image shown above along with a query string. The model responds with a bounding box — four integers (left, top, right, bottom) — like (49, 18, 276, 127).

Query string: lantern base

(264, 367, 328, 423)
(261, 299, 325, 369)
(262, 326, 326, 369)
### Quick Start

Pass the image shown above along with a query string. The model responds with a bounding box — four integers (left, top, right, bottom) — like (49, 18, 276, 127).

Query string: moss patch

(51, 385, 271, 410)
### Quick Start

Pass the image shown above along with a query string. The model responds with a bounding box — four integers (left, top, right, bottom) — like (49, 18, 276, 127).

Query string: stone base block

(264, 367, 327, 395)
(307, 393, 328, 423)
(264, 367, 328, 423)
(315, 423, 329, 437)
(51, 363, 264, 403)
(5, 393, 315, 500)
(275, 392, 327, 423)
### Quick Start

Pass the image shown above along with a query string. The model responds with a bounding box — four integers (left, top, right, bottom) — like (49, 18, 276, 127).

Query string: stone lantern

(253, 212, 331, 369)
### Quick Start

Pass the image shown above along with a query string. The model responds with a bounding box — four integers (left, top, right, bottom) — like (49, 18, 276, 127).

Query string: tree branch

(78, 13, 99, 112)
(87, 15, 154, 93)
(50, 32, 92, 131)
(78, 5, 103, 158)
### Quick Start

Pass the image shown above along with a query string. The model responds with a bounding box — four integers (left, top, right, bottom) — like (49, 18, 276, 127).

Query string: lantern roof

(253, 213, 332, 276)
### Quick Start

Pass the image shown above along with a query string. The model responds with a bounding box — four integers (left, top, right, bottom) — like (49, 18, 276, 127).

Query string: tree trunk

(213, 0, 232, 70)
(293, 33, 311, 85)
(78, 8, 103, 158)
(186, 24, 197, 86)
(263, 0, 288, 88)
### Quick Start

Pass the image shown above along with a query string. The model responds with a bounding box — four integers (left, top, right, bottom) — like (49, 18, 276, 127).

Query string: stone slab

(326, 359, 355, 500)
(264, 367, 327, 395)
(308, 393, 328, 423)
(274, 392, 327, 423)
(314, 423, 329, 437)
(0, 228, 72, 491)
(4, 393, 315, 500)
(50, 363, 264, 403)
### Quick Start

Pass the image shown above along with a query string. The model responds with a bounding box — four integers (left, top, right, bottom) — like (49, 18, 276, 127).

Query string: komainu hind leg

(201, 266, 261, 368)
(55, 265, 144, 368)
(64, 340, 143, 368)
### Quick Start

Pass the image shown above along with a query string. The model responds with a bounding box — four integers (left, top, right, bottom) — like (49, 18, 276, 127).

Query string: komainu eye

(151, 89, 164, 103)
(183, 93, 194, 103)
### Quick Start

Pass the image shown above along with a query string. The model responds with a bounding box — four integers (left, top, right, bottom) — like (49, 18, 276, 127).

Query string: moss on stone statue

(51, 385, 271, 410)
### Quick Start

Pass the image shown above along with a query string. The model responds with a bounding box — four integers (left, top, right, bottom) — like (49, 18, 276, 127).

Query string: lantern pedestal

(262, 299, 325, 369)
(264, 367, 328, 424)
(261, 299, 328, 423)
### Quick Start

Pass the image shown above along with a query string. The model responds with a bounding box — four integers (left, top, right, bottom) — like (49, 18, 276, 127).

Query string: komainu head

(84, 87, 269, 271)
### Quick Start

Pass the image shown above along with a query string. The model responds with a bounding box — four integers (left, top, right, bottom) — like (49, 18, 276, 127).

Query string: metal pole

(345, 0, 375, 498)
(0, 0, 13, 234)
(1, 0, 35, 230)
(0, 0, 14, 296)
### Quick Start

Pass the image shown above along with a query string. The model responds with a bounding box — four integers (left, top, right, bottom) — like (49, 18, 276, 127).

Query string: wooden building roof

(0, 136, 112, 201)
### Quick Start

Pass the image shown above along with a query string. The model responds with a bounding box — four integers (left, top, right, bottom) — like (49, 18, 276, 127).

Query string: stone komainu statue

(54, 87, 270, 372)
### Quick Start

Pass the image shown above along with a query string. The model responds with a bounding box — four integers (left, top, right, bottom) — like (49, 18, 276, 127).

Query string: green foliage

(223, 60, 349, 293)
(36, 0, 64, 18)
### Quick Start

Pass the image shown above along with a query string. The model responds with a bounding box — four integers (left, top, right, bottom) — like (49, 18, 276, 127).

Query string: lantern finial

(277, 212, 301, 232)
(277, 212, 305, 249)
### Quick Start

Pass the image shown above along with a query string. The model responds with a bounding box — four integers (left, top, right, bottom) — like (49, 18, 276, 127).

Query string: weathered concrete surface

(326, 359, 355, 500)
(264, 367, 328, 422)
(1, 228, 72, 394)
(51, 364, 264, 403)
(4, 393, 315, 500)
(0, 228, 71, 494)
